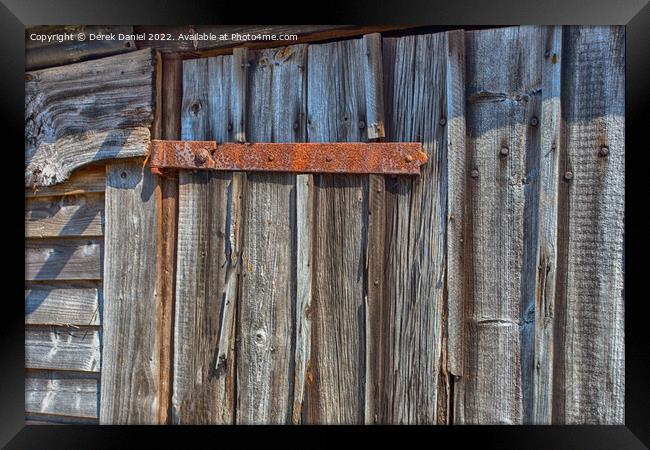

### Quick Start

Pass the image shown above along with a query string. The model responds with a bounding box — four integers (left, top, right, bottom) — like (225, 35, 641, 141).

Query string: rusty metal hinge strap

(148, 140, 427, 175)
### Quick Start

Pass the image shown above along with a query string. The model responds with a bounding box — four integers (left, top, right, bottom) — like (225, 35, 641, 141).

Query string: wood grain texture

(25, 284, 100, 326)
(532, 26, 562, 424)
(25, 238, 102, 281)
(445, 29, 467, 382)
(236, 44, 306, 424)
(172, 55, 240, 424)
(25, 25, 136, 70)
(25, 193, 104, 238)
(553, 26, 625, 425)
(25, 165, 106, 198)
(460, 26, 543, 424)
(100, 161, 161, 424)
(304, 38, 368, 424)
(380, 34, 447, 424)
(25, 49, 155, 187)
(361, 33, 386, 425)
(26, 328, 100, 372)
(25, 371, 99, 418)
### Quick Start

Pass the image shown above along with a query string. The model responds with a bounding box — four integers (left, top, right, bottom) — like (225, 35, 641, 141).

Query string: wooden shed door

(171, 34, 449, 425)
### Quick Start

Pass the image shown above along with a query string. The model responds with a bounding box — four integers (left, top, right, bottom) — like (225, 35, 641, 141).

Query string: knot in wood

(599, 146, 609, 157)
(471, 168, 480, 179)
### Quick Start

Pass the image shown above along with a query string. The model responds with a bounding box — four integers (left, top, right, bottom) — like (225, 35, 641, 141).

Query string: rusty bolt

(471, 168, 479, 179)
(439, 117, 447, 126)
(358, 120, 366, 129)
(564, 170, 574, 181)
(373, 280, 379, 286)
(530, 116, 539, 127)
(268, 155, 274, 162)
(500, 146, 509, 156)
(599, 146, 609, 157)
(326, 155, 332, 162)
(405, 155, 414, 163)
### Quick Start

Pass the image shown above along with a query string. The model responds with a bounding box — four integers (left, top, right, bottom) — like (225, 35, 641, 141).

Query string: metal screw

(530, 116, 539, 127)
(405, 155, 414, 163)
(439, 117, 447, 126)
(358, 120, 366, 129)
(599, 146, 609, 157)
(373, 280, 379, 286)
(471, 169, 479, 179)
(564, 170, 573, 181)
(376, 188, 382, 193)
(326, 155, 332, 162)
(120, 171, 127, 179)
(268, 155, 274, 162)
(500, 146, 509, 156)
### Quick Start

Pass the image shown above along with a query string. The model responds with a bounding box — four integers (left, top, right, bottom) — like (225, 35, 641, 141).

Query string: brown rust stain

(149, 140, 427, 175)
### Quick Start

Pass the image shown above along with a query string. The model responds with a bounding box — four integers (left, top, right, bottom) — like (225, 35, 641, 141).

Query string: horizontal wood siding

(26, 371, 100, 419)
(25, 193, 104, 238)
(26, 328, 101, 372)
(25, 238, 103, 281)
(25, 284, 100, 326)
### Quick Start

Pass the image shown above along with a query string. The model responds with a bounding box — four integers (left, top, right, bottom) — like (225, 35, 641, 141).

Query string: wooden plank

(304, 38, 368, 424)
(25, 284, 100, 326)
(25, 238, 102, 281)
(25, 49, 155, 188)
(26, 414, 98, 425)
(134, 25, 406, 57)
(553, 26, 624, 425)
(172, 55, 240, 424)
(445, 29, 467, 384)
(26, 328, 100, 372)
(155, 52, 182, 425)
(532, 26, 562, 424)
(25, 165, 106, 198)
(100, 160, 161, 424)
(236, 44, 306, 424)
(25, 26, 136, 70)
(25, 193, 104, 238)
(379, 34, 447, 424)
(25, 371, 99, 418)
(362, 33, 385, 425)
(461, 26, 543, 424)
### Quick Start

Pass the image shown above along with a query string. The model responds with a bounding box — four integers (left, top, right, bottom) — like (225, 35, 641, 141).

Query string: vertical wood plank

(155, 52, 183, 425)
(362, 33, 385, 425)
(461, 26, 543, 424)
(172, 55, 240, 424)
(532, 26, 562, 424)
(100, 160, 160, 424)
(553, 26, 624, 424)
(304, 39, 368, 424)
(380, 33, 447, 424)
(236, 44, 306, 424)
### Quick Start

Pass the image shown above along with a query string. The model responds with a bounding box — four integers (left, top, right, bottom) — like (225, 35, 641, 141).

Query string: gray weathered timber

(172, 55, 240, 424)
(26, 328, 100, 372)
(25, 26, 136, 70)
(460, 26, 543, 424)
(25, 371, 100, 418)
(445, 29, 467, 384)
(25, 193, 104, 238)
(553, 26, 625, 425)
(100, 161, 161, 424)
(25, 283, 100, 326)
(25, 49, 155, 188)
(532, 26, 562, 424)
(380, 34, 447, 424)
(304, 38, 368, 424)
(236, 44, 306, 424)
(25, 165, 106, 198)
(25, 238, 102, 281)
(362, 33, 385, 425)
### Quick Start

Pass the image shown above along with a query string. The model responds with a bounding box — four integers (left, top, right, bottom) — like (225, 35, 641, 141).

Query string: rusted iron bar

(149, 140, 428, 175)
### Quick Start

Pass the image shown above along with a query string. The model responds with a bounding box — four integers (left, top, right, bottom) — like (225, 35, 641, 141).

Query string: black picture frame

(3, 1, 648, 448)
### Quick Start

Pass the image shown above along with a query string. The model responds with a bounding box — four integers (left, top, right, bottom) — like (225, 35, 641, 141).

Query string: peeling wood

(25, 49, 155, 188)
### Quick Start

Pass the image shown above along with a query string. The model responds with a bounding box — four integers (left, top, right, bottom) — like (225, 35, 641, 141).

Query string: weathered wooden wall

(25, 25, 624, 425)
(25, 165, 106, 424)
